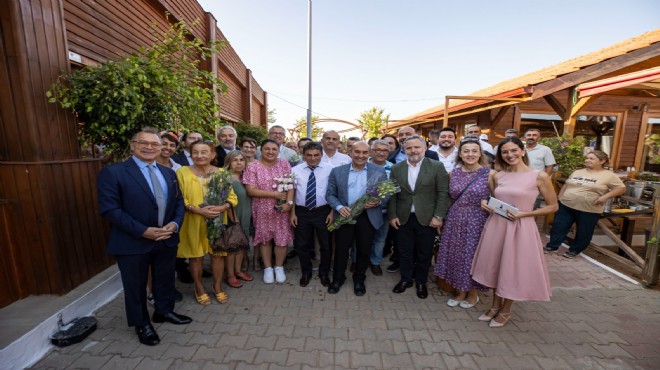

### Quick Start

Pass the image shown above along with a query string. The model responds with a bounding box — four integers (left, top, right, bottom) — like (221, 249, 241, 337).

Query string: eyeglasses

(132, 140, 162, 148)
(372, 149, 390, 153)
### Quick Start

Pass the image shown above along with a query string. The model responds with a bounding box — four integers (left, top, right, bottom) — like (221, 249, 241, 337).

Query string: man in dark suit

(388, 135, 449, 299)
(387, 126, 439, 164)
(215, 125, 237, 166)
(326, 141, 388, 296)
(171, 130, 203, 167)
(97, 128, 191, 346)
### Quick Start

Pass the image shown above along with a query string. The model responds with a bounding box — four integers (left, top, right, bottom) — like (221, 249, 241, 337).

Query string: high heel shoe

(195, 290, 211, 306)
(478, 306, 501, 321)
(214, 290, 228, 304)
(489, 312, 511, 328)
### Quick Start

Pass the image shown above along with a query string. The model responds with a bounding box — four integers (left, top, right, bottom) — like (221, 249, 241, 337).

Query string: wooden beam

(596, 220, 645, 267)
(543, 94, 566, 118)
(590, 245, 643, 275)
(531, 43, 660, 99)
(491, 106, 511, 127)
(562, 95, 596, 136)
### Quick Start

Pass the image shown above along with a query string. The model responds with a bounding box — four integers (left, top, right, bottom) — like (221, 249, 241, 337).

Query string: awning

(577, 66, 660, 98)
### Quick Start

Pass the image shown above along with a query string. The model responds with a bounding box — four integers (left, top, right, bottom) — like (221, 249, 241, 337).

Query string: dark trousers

(546, 202, 600, 254)
(333, 212, 375, 283)
(115, 244, 176, 327)
(397, 213, 436, 285)
(387, 227, 399, 262)
(294, 205, 332, 278)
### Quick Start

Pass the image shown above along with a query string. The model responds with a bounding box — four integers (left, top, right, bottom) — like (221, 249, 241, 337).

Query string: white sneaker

(274, 266, 286, 283)
(263, 267, 274, 284)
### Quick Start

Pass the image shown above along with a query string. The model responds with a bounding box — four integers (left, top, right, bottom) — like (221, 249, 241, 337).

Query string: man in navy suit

(97, 128, 191, 346)
(171, 130, 203, 167)
(326, 142, 388, 296)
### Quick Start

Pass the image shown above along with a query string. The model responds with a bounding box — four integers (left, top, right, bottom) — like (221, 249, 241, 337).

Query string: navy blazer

(326, 162, 388, 229)
(171, 152, 190, 167)
(97, 158, 185, 255)
(387, 149, 439, 163)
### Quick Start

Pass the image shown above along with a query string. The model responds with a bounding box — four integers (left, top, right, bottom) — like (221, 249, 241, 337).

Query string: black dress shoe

(416, 283, 428, 299)
(319, 276, 331, 287)
(300, 275, 311, 287)
(354, 281, 366, 296)
(392, 281, 413, 294)
(174, 289, 183, 302)
(370, 264, 383, 276)
(386, 262, 400, 273)
(152, 311, 192, 325)
(350, 262, 356, 273)
(135, 324, 160, 346)
(327, 281, 342, 294)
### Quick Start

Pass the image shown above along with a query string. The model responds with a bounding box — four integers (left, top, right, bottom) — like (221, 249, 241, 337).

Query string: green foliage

(47, 17, 227, 160)
(540, 134, 588, 175)
(235, 121, 268, 144)
(357, 107, 390, 139)
(293, 116, 323, 141)
(267, 108, 277, 124)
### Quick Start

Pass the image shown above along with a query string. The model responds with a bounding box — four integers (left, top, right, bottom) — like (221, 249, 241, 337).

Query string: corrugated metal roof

(402, 29, 660, 122)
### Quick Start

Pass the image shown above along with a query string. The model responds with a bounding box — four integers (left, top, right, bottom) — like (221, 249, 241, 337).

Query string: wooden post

(642, 196, 660, 285)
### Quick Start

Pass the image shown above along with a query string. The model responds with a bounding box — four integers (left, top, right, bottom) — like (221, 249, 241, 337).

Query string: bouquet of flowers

(272, 173, 296, 212)
(200, 169, 234, 245)
(328, 178, 400, 232)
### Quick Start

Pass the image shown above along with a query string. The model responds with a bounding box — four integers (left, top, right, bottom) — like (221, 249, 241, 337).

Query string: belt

(296, 204, 330, 212)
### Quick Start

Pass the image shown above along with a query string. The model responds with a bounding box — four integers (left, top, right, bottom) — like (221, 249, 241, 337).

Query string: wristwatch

(286, 201, 293, 206)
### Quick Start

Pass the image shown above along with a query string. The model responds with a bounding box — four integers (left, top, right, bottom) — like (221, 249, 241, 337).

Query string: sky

(197, 0, 659, 134)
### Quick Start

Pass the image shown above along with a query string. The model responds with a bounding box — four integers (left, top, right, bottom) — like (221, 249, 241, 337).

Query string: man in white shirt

(436, 127, 459, 172)
(467, 125, 494, 156)
(320, 130, 351, 167)
(290, 142, 333, 288)
(428, 130, 440, 152)
(256, 125, 299, 164)
(524, 128, 556, 175)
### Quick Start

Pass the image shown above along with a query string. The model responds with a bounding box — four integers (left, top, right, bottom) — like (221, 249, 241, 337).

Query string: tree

(235, 121, 268, 144)
(290, 116, 323, 141)
(357, 107, 390, 139)
(47, 17, 227, 159)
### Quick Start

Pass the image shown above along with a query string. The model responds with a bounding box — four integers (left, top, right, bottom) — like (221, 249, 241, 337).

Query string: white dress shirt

(436, 147, 458, 172)
(321, 150, 351, 168)
(292, 162, 332, 207)
(407, 160, 422, 213)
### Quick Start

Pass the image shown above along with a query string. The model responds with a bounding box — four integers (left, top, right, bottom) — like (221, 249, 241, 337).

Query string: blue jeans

(351, 213, 389, 265)
(546, 202, 600, 254)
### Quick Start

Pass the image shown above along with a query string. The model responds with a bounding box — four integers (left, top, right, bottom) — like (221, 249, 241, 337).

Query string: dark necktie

(305, 166, 317, 208)
(148, 164, 166, 226)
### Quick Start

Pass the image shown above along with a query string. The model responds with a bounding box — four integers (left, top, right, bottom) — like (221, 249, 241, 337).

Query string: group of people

(98, 122, 627, 345)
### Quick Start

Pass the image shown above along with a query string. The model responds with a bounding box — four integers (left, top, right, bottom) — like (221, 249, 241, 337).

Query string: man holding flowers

(326, 141, 389, 296)
(389, 135, 449, 299)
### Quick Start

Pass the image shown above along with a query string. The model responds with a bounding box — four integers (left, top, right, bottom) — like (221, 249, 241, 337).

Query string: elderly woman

(177, 140, 238, 305)
(239, 137, 258, 165)
(472, 137, 558, 327)
(223, 150, 254, 288)
(156, 130, 182, 171)
(544, 150, 625, 258)
(243, 139, 294, 284)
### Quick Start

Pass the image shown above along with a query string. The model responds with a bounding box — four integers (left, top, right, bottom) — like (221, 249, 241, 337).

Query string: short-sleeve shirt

(526, 144, 556, 172)
(559, 168, 625, 213)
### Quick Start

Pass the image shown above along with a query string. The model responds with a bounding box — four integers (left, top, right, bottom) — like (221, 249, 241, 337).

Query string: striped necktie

(305, 166, 316, 208)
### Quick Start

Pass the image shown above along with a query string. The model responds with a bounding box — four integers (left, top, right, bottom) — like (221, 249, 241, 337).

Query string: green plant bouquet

(200, 169, 234, 245)
(540, 134, 588, 175)
(327, 178, 400, 232)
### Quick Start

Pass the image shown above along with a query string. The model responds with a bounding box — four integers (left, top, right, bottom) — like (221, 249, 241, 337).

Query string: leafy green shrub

(47, 17, 226, 160)
(235, 121, 268, 144)
(540, 134, 588, 175)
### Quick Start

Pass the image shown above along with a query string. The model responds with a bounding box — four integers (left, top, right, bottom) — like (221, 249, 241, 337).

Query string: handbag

(212, 206, 249, 253)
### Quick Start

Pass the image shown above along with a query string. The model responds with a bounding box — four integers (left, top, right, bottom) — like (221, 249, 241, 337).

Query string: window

(640, 116, 660, 173)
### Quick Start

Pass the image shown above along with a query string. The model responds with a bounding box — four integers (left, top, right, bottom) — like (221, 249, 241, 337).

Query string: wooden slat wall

(252, 97, 263, 125)
(218, 66, 245, 122)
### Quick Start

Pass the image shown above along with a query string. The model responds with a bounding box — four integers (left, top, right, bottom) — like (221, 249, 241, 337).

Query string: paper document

(487, 196, 519, 220)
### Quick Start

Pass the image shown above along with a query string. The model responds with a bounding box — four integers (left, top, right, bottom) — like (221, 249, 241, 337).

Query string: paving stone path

(31, 245, 660, 369)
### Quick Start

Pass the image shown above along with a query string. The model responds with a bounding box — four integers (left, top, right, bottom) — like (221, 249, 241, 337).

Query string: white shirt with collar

(291, 162, 332, 207)
(407, 159, 422, 213)
(184, 150, 193, 165)
(321, 150, 351, 168)
(436, 146, 458, 172)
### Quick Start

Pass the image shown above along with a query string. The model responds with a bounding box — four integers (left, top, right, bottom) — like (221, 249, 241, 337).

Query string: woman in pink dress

(243, 139, 294, 284)
(471, 137, 558, 328)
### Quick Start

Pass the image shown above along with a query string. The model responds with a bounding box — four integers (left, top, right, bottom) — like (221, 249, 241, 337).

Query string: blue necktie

(148, 164, 166, 226)
(305, 166, 316, 208)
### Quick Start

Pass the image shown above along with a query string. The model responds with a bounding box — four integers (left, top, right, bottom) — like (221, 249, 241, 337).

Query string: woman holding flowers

(223, 151, 254, 288)
(243, 139, 294, 284)
(177, 140, 237, 305)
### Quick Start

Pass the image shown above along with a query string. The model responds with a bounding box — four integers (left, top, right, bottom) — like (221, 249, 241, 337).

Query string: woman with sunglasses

(434, 138, 494, 309)
(471, 137, 557, 327)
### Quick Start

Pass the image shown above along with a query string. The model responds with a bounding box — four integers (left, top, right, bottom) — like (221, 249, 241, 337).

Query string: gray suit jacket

(388, 158, 449, 226)
(326, 162, 388, 229)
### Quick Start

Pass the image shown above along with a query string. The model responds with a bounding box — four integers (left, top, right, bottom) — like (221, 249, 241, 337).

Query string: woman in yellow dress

(177, 140, 238, 305)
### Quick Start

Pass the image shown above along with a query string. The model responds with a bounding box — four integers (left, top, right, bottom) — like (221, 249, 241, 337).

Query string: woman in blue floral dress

(434, 139, 494, 308)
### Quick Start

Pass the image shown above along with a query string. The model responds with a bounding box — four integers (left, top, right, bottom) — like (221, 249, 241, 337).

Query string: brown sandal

(226, 276, 243, 288)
